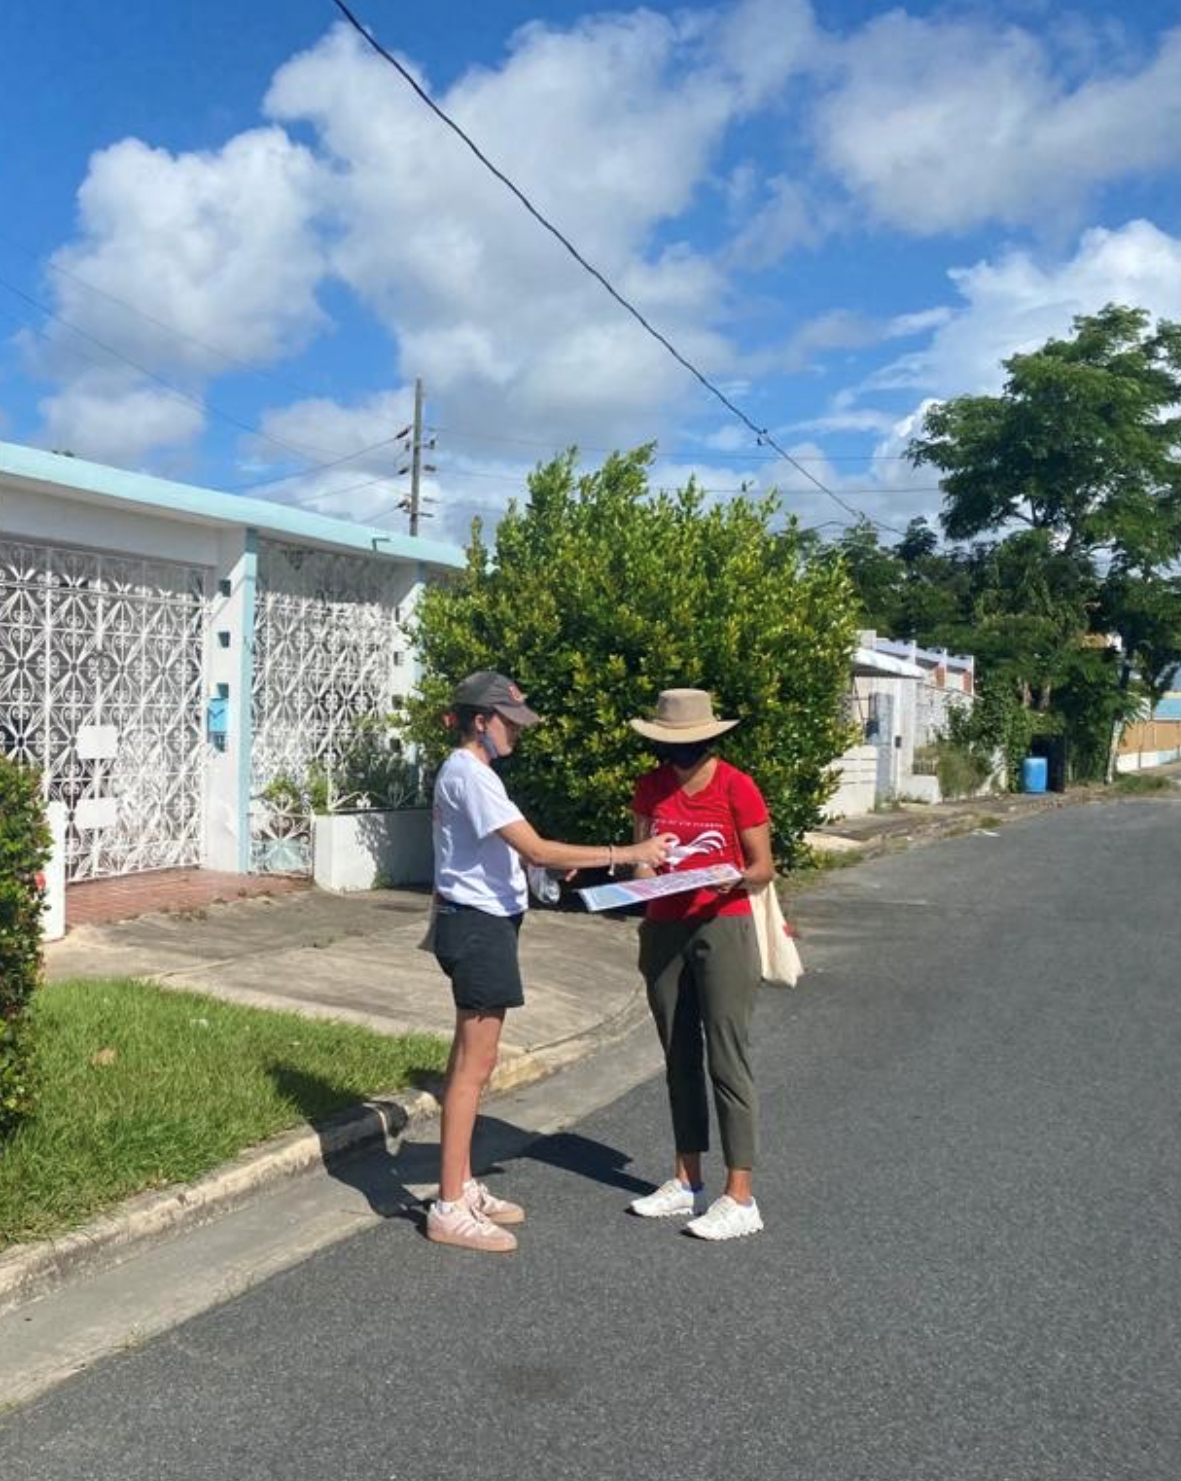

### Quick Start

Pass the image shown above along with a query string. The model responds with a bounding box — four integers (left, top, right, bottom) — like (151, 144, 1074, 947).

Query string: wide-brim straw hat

(629, 688, 739, 743)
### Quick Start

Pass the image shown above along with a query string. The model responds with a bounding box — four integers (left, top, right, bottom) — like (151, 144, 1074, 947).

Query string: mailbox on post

(207, 687, 230, 749)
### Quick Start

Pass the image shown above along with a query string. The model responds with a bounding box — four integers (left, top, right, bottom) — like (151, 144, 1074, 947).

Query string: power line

(431, 421, 914, 464)
(0, 226, 333, 405)
(434, 461, 943, 497)
(224, 436, 406, 492)
(0, 274, 366, 465)
(327, 0, 907, 536)
(275, 471, 407, 511)
(0, 232, 445, 494)
(3, 286, 936, 528)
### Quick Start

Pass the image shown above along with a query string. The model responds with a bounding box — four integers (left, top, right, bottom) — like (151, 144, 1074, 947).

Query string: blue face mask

(654, 741, 712, 768)
(480, 728, 500, 762)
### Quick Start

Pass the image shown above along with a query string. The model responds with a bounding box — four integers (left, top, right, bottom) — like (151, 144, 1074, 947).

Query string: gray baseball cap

(451, 670, 542, 725)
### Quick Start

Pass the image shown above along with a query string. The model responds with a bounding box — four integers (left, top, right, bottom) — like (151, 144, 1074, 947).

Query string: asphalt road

(2, 800, 1178, 1480)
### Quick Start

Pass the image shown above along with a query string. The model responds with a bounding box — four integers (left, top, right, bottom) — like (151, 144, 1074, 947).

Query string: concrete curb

(0, 1089, 427, 1319)
(0, 976, 651, 1317)
(809, 789, 1100, 865)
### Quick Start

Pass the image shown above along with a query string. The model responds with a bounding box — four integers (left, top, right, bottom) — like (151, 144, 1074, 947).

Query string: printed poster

(577, 862, 742, 913)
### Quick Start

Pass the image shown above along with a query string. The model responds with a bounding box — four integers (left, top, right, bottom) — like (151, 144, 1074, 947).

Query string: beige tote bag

(750, 883, 803, 987)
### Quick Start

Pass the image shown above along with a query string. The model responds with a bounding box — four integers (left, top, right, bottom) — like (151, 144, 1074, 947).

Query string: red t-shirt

(632, 759, 769, 921)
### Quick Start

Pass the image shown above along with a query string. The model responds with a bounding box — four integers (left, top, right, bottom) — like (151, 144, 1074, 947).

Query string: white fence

(826, 745, 878, 820)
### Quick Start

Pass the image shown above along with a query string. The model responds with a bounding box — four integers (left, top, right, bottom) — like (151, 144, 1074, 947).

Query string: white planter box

(312, 808, 433, 893)
(899, 773, 941, 804)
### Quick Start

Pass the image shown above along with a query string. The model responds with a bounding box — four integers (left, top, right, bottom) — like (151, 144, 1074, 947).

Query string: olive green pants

(638, 913, 761, 1170)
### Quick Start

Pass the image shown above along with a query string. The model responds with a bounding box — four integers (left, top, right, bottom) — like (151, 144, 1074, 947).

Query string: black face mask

(654, 740, 713, 768)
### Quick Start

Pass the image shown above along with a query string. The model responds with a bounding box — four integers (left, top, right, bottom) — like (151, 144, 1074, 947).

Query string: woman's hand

(713, 821, 774, 893)
(625, 832, 678, 870)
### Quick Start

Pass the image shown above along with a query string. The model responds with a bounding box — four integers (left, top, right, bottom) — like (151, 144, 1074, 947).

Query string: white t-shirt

(432, 748, 527, 915)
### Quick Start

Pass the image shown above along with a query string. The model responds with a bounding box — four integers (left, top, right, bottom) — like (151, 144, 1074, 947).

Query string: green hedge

(0, 757, 52, 1138)
(403, 448, 859, 863)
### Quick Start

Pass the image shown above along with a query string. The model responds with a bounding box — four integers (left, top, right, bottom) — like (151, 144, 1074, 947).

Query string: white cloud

(243, 390, 414, 515)
(18, 1, 1181, 500)
(244, 388, 538, 545)
(803, 219, 1181, 534)
(709, 0, 821, 110)
(34, 130, 327, 382)
(776, 304, 954, 374)
(726, 176, 827, 268)
(788, 407, 897, 436)
(22, 127, 327, 465)
(263, 20, 738, 448)
(815, 17, 1181, 233)
(39, 377, 205, 465)
(876, 219, 1181, 399)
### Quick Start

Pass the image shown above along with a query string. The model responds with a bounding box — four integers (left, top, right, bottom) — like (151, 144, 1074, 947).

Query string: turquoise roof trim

(1154, 696, 1181, 721)
(0, 439, 465, 570)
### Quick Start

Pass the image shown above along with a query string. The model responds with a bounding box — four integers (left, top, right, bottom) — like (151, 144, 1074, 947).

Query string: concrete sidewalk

(43, 886, 646, 1076)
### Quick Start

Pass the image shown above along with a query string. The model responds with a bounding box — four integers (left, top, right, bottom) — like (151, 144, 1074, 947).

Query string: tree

(833, 520, 904, 635)
(908, 304, 1181, 779)
(910, 304, 1181, 563)
(403, 447, 859, 863)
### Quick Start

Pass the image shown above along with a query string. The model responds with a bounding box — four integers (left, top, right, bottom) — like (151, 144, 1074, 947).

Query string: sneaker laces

(438, 1197, 493, 1231)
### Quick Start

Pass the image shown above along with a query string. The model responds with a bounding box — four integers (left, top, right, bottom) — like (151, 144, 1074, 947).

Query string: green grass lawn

(0, 978, 449, 1250)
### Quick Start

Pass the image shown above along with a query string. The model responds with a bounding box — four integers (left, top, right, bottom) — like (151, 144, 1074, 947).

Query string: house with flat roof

(827, 631, 979, 817)
(0, 440, 464, 897)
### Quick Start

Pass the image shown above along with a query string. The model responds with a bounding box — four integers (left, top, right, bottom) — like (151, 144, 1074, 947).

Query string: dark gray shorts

(433, 900, 524, 1012)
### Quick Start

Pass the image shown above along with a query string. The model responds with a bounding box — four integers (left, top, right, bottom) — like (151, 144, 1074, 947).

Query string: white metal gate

(250, 539, 408, 872)
(0, 538, 208, 881)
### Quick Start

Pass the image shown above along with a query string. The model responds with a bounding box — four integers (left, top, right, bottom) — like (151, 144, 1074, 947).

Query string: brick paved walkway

(65, 869, 310, 928)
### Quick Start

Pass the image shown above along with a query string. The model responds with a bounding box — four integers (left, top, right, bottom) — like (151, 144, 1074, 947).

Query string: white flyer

(577, 862, 743, 913)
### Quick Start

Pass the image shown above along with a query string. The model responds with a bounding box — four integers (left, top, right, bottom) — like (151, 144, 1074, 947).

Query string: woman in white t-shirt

(427, 670, 674, 1254)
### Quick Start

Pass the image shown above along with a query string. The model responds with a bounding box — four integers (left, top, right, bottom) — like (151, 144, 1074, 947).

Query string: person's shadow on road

(267, 1068, 651, 1239)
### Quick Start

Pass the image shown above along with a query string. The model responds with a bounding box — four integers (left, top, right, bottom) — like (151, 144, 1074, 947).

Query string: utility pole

(398, 377, 436, 536)
(408, 376, 424, 536)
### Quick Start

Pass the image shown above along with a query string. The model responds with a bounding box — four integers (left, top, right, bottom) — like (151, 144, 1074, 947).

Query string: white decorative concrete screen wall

(0, 539, 207, 881)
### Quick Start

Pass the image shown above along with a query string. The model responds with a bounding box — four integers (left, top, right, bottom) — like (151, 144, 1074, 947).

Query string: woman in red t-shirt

(628, 688, 775, 1241)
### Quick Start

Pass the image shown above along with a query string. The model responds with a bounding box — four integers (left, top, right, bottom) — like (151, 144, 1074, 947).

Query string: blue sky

(2, 0, 1180, 545)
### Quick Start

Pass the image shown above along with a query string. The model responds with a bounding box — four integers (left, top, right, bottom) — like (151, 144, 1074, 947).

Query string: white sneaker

(628, 1179, 708, 1218)
(684, 1195, 764, 1241)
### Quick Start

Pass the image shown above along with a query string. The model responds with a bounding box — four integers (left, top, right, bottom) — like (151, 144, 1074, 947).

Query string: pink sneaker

(427, 1200, 517, 1253)
(465, 1179, 525, 1226)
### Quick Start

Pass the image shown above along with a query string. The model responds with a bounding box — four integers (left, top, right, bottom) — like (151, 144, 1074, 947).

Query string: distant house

(827, 631, 977, 819)
(1116, 667, 1181, 772)
(0, 440, 464, 897)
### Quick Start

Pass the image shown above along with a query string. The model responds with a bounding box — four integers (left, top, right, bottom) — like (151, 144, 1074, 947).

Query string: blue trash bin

(1021, 756, 1048, 794)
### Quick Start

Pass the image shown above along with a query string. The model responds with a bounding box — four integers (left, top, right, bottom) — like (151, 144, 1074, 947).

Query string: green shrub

(941, 677, 1050, 792)
(262, 716, 424, 817)
(1112, 771, 1175, 795)
(0, 757, 52, 1138)
(402, 447, 859, 864)
(934, 739, 992, 799)
(337, 715, 423, 810)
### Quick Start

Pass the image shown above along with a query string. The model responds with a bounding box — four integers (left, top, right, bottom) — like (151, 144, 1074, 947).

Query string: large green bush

(0, 756, 52, 1137)
(403, 448, 858, 863)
